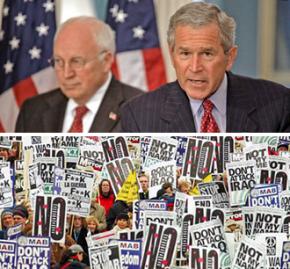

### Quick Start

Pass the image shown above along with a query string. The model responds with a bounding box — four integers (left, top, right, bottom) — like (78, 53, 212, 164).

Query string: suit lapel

(227, 73, 258, 132)
(42, 90, 67, 132)
(90, 78, 123, 132)
(160, 82, 196, 132)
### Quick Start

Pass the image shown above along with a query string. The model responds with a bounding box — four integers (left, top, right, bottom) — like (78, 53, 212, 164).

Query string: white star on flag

(133, 25, 145, 39)
(9, 36, 20, 50)
(29, 46, 41, 59)
(110, 4, 119, 18)
(3, 6, 9, 17)
(36, 23, 49, 36)
(14, 13, 27, 26)
(4, 60, 14, 74)
(115, 9, 128, 23)
(0, 30, 4, 41)
(43, 0, 54, 12)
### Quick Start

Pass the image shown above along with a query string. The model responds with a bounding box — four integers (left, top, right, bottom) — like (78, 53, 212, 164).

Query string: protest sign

(187, 195, 213, 214)
(280, 191, 290, 213)
(86, 230, 117, 248)
(133, 200, 167, 230)
(251, 206, 285, 236)
(89, 243, 121, 269)
(174, 192, 188, 227)
(119, 240, 142, 269)
(33, 195, 67, 243)
(0, 240, 16, 269)
(244, 143, 269, 170)
(182, 138, 215, 180)
(118, 229, 144, 242)
(247, 184, 281, 208)
(143, 137, 178, 168)
(140, 136, 151, 166)
(226, 160, 257, 207)
(146, 160, 176, 199)
(37, 157, 57, 194)
(189, 246, 220, 269)
(173, 136, 188, 168)
(190, 219, 230, 268)
(242, 207, 255, 237)
(144, 211, 176, 228)
(198, 181, 229, 208)
(127, 136, 141, 173)
(102, 136, 135, 195)
(231, 236, 265, 269)
(22, 136, 52, 159)
(58, 169, 95, 216)
(255, 233, 287, 269)
(51, 136, 81, 148)
(210, 136, 234, 173)
(260, 156, 289, 191)
(141, 222, 179, 269)
(178, 213, 194, 262)
(0, 161, 13, 208)
(16, 236, 51, 269)
(14, 160, 24, 194)
(44, 148, 65, 169)
(281, 241, 290, 268)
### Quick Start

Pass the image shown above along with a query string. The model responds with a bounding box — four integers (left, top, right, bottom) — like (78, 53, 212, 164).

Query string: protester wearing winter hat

(57, 244, 88, 269)
(12, 204, 32, 235)
(1, 208, 14, 229)
(0, 208, 14, 239)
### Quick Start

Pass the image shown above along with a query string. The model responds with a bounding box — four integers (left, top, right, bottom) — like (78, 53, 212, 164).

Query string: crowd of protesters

(0, 170, 194, 268)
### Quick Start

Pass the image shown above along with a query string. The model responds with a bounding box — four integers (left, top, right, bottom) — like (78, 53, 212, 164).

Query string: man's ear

(104, 51, 114, 72)
(226, 46, 238, 71)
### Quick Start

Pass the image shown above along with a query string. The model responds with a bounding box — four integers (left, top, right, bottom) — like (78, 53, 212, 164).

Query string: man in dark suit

(120, 2, 290, 132)
(15, 17, 142, 132)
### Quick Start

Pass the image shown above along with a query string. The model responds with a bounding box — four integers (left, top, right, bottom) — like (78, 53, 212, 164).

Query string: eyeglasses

(49, 50, 107, 70)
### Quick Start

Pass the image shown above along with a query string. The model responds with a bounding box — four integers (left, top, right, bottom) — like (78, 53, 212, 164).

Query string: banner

(119, 240, 142, 269)
(141, 222, 179, 269)
(102, 136, 135, 195)
(16, 236, 51, 269)
(226, 160, 257, 207)
(189, 246, 220, 269)
(182, 138, 216, 180)
(0, 240, 17, 268)
(89, 243, 121, 269)
(0, 161, 13, 208)
(33, 195, 67, 244)
(231, 237, 265, 269)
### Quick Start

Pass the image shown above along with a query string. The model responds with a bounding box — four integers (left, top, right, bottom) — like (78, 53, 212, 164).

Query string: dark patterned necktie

(68, 106, 88, 132)
(200, 99, 220, 132)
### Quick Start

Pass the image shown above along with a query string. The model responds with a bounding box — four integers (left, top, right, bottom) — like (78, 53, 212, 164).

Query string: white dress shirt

(189, 73, 228, 132)
(62, 73, 112, 133)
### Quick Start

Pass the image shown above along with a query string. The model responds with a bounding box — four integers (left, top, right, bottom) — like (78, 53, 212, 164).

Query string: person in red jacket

(96, 179, 115, 217)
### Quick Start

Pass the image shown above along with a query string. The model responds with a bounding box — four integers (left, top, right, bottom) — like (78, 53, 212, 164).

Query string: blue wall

(211, 0, 258, 77)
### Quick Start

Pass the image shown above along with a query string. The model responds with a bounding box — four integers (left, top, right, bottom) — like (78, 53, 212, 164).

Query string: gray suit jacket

(15, 77, 142, 132)
(120, 72, 290, 132)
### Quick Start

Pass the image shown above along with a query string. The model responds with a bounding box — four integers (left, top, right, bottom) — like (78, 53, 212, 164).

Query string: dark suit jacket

(15, 77, 142, 132)
(120, 72, 290, 132)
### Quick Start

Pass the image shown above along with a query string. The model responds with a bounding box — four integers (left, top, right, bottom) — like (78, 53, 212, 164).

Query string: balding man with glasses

(15, 16, 142, 132)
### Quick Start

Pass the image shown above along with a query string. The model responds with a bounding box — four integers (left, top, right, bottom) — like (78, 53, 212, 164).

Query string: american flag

(106, 0, 167, 91)
(0, 0, 58, 132)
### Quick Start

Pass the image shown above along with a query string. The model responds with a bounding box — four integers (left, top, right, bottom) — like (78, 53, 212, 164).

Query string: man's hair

(167, 2, 236, 52)
(55, 16, 116, 55)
